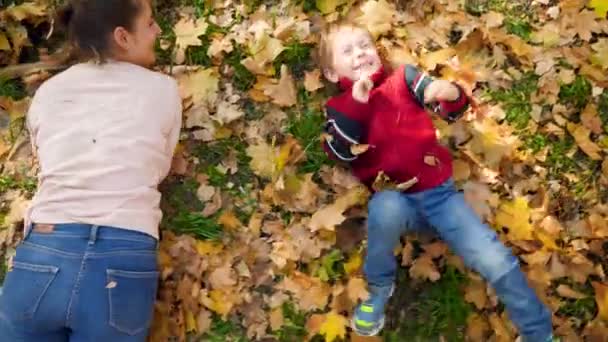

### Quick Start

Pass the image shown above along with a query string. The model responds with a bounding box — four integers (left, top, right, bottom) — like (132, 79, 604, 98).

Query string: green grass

(169, 211, 223, 240)
(0, 78, 26, 100)
(310, 248, 345, 282)
(556, 280, 597, 325)
(385, 267, 471, 342)
(273, 40, 314, 78)
(559, 75, 592, 110)
(597, 89, 608, 132)
(286, 106, 331, 175)
(224, 46, 256, 91)
(193, 136, 255, 194)
(487, 72, 538, 130)
(0, 260, 7, 284)
(0, 175, 37, 196)
(465, 0, 533, 40)
(201, 315, 249, 342)
(274, 302, 308, 342)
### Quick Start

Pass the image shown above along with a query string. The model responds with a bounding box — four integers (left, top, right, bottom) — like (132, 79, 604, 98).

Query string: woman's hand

(424, 80, 460, 103)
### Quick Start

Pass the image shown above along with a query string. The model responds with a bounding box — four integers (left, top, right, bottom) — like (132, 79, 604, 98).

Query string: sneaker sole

(350, 284, 396, 336)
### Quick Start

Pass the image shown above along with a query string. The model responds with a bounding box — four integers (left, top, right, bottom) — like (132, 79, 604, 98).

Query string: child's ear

(323, 68, 339, 83)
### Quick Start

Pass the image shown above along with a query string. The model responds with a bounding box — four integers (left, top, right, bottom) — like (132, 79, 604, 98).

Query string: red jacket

(323, 65, 469, 193)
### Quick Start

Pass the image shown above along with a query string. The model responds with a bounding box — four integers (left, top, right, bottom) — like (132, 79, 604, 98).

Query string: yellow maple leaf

(494, 197, 534, 241)
(173, 17, 208, 64)
(217, 211, 242, 230)
(4, 3, 47, 21)
(590, 39, 608, 70)
(354, 0, 396, 39)
(176, 67, 219, 107)
(344, 250, 363, 275)
(316, 0, 348, 14)
(319, 312, 347, 342)
(304, 69, 324, 92)
(0, 31, 10, 51)
(567, 122, 602, 160)
(185, 310, 197, 333)
(589, 0, 608, 18)
(592, 281, 608, 322)
(242, 33, 285, 75)
(246, 140, 276, 179)
(201, 289, 232, 317)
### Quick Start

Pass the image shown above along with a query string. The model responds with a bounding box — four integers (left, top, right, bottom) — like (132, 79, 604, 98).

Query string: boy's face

(326, 26, 381, 82)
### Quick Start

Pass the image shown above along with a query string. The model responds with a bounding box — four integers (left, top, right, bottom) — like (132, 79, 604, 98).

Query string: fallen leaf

(208, 263, 237, 289)
(173, 17, 209, 64)
(319, 311, 347, 342)
(4, 3, 47, 21)
(304, 69, 324, 92)
(409, 253, 441, 282)
(465, 276, 488, 309)
(316, 0, 348, 14)
(354, 0, 396, 39)
(592, 281, 608, 321)
(346, 277, 369, 303)
(556, 284, 587, 299)
(589, 0, 608, 18)
(488, 313, 514, 342)
(309, 185, 369, 231)
(350, 144, 370, 155)
(494, 197, 534, 241)
(466, 313, 490, 342)
(581, 104, 603, 134)
(177, 68, 219, 109)
(264, 65, 297, 107)
(0, 32, 10, 51)
(196, 309, 212, 334)
(567, 122, 602, 160)
(269, 308, 284, 331)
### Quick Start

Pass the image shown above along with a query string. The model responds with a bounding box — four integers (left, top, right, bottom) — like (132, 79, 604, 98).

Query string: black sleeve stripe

(326, 106, 363, 142)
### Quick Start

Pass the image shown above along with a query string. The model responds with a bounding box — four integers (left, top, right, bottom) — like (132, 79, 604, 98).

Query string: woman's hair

(55, 0, 143, 62)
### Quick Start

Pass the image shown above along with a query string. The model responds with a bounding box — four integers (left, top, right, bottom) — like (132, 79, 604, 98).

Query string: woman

(0, 0, 182, 341)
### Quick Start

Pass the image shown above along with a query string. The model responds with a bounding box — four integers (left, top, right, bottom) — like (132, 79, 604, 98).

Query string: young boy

(318, 23, 554, 341)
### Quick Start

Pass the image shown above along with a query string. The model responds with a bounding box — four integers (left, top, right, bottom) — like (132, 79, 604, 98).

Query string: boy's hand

(352, 74, 373, 103)
(424, 80, 460, 103)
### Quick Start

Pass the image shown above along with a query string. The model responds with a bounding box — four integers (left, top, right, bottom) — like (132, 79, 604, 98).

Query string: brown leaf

(264, 65, 297, 107)
(208, 263, 237, 289)
(464, 275, 488, 310)
(196, 309, 212, 334)
(567, 122, 602, 160)
(401, 240, 415, 266)
(488, 313, 515, 342)
(347, 277, 369, 303)
(466, 313, 490, 342)
(304, 69, 324, 92)
(351, 144, 370, 155)
(409, 253, 441, 282)
(557, 284, 587, 299)
(351, 334, 383, 342)
(422, 241, 448, 259)
(269, 308, 284, 331)
(217, 211, 242, 231)
(452, 159, 471, 181)
(592, 281, 608, 322)
(581, 103, 603, 134)
(305, 313, 325, 338)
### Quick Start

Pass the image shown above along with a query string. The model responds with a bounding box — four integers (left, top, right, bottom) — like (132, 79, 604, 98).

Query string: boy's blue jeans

(365, 178, 552, 342)
(0, 223, 159, 342)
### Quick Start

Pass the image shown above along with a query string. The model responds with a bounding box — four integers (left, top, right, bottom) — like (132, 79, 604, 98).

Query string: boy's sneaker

(351, 283, 395, 336)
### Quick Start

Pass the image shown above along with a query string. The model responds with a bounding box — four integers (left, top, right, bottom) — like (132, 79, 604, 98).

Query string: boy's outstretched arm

(403, 64, 470, 123)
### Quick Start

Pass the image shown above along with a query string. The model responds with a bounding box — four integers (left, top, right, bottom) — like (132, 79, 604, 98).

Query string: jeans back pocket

(107, 269, 159, 335)
(0, 261, 58, 323)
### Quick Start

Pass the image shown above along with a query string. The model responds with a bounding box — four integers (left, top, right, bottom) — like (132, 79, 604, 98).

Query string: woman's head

(57, 0, 161, 68)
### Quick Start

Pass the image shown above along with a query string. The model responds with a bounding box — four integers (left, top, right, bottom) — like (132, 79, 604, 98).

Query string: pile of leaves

(1, 0, 608, 341)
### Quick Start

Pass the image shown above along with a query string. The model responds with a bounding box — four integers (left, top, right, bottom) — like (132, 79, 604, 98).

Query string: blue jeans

(0, 223, 159, 342)
(364, 179, 552, 342)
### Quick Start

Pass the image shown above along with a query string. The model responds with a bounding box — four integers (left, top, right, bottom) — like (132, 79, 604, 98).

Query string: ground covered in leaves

(1, 0, 608, 341)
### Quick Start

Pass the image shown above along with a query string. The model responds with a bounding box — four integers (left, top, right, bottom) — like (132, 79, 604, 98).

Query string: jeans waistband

(26, 223, 157, 246)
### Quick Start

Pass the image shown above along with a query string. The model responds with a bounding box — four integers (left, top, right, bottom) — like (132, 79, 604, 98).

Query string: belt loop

(88, 225, 99, 245)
